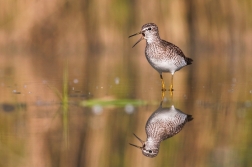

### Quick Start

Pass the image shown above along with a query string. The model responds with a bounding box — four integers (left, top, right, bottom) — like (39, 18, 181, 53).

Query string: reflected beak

(129, 31, 144, 48)
(129, 133, 144, 149)
(129, 143, 142, 149)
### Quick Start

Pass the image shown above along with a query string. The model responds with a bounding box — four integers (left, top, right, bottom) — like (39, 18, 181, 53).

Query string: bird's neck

(146, 36, 161, 44)
(146, 137, 161, 146)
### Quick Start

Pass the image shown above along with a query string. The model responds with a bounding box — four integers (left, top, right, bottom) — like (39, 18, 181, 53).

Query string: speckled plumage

(130, 103, 193, 158)
(145, 40, 191, 74)
(129, 23, 193, 91)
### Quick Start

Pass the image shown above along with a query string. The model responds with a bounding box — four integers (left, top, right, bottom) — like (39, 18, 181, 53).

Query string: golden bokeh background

(0, 0, 252, 167)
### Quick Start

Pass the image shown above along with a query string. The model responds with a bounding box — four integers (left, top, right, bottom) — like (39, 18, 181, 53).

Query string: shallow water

(1, 49, 252, 167)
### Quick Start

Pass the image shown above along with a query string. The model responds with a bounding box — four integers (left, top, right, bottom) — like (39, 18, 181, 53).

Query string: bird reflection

(129, 101, 193, 158)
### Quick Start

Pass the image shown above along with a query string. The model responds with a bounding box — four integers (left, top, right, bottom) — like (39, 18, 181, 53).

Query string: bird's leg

(160, 74, 166, 91)
(169, 88, 173, 97)
(161, 90, 165, 101)
(169, 74, 174, 92)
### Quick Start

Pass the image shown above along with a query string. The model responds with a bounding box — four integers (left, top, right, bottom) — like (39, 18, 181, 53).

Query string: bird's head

(129, 23, 160, 47)
(129, 133, 159, 158)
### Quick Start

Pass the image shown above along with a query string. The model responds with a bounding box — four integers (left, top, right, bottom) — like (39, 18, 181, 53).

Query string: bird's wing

(161, 40, 193, 65)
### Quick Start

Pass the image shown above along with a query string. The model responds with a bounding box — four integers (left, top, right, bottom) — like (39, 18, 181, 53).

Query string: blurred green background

(0, 0, 252, 167)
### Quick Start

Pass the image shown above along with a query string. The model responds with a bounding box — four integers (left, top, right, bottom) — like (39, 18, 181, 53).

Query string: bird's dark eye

(148, 28, 151, 30)
(149, 150, 152, 153)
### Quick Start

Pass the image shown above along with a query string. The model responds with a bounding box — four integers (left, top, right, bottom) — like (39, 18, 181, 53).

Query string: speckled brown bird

(129, 23, 193, 91)
(129, 102, 193, 157)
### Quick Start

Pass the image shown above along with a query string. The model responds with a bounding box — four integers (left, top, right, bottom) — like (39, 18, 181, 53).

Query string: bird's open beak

(129, 31, 144, 48)
(129, 143, 142, 149)
(129, 133, 144, 149)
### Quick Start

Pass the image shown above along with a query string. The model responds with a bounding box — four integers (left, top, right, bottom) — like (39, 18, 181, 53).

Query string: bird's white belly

(148, 59, 181, 74)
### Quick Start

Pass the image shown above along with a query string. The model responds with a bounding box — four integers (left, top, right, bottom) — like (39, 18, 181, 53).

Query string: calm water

(1, 51, 252, 167)
(1, 0, 252, 167)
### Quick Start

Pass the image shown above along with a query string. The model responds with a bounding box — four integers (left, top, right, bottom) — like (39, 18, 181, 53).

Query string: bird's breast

(145, 44, 187, 74)
(145, 111, 188, 140)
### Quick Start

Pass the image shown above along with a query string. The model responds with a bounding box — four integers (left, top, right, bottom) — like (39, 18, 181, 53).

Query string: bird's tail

(186, 115, 194, 122)
(186, 57, 193, 65)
